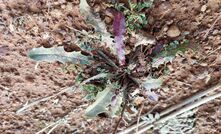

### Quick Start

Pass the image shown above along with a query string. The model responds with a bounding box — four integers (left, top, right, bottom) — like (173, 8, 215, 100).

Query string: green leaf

(137, 1, 153, 12)
(83, 84, 99, 92)
(143, 77, 163, 90)
(75, 73, 84, 84)
(151, 40, 189, 68)
(82, 84, 102, 101)
(28, 46, 90, 64)
(161, 40, 189, 57)
(85, 85, 115, 117)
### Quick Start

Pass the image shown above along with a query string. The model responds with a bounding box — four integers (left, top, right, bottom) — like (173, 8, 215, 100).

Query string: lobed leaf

(142, 77, 163, 102)
(80, 0, 107, 33)
(85, 85, 115, 117)
(150, 40, 189, 68)
(79, 0, 116, 55)
(143, 77, 163, 90)
(28, 46, 91, 64)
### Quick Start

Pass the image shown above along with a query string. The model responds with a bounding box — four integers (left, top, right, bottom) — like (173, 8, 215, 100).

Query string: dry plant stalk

(118, 83, 221, 134)
(136, 92, 221, 134)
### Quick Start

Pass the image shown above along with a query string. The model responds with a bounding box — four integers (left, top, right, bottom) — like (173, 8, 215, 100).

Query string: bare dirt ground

(0, 0, 220, 134)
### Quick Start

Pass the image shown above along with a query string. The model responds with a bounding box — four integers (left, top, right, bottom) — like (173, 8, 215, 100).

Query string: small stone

(212, 29, 219, 35)
(206, 9, 211, 13)
(200, 63, 208, 67)
(213, 36, 221, 47)
(201, 5, 207, 12)
(61, 4, 66, 9)
(167, 25, 181, 38)
(214, 56, 221, 65)
(163, 25, 169, 32)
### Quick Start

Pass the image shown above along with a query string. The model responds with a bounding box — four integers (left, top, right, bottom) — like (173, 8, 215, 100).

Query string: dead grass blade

(16, 73, 109, 114)
(16, 86, 75, 114)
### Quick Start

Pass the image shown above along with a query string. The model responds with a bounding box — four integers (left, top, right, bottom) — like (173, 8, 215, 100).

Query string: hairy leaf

(143, 77, 163, 90)
(129, 0, 154, 12)
(142, 77, 162, 102)
(113, 11, 126, 65)
(80, 0, 105, 33)
(79, 0, 115, 54)
(85, 85, 115, 117)
(28, 46, 90, 64)
(84, 93, 96, 101)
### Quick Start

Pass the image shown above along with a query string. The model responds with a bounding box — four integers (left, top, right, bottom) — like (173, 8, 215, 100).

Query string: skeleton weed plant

(29, 0, 186, 117)
(28, 0, 164, 118)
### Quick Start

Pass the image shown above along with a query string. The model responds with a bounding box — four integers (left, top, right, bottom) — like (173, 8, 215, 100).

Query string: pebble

(201, 5, 207, 12)
(167, 25, 181, 38)
(214, 56, 221, 65)
(163, 25, 169, 32)
(212, 29, 219, 35)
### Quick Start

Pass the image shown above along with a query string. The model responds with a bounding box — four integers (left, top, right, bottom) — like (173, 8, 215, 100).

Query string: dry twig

(203, 14, 221, 40)
(113, 85, 128, 134)
(136, 103, 144, 134)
